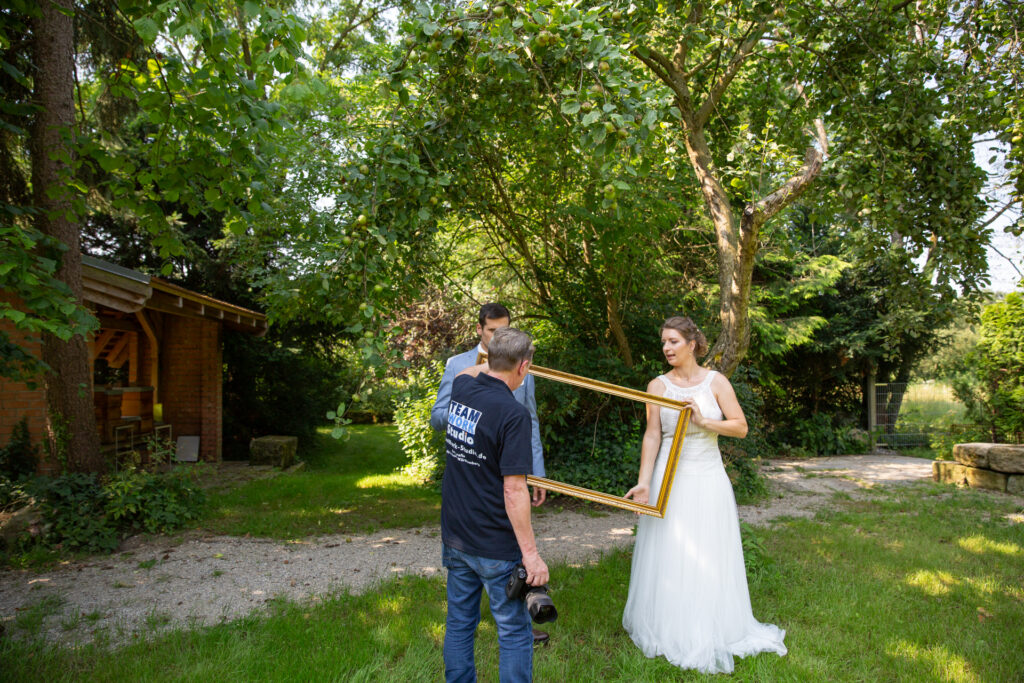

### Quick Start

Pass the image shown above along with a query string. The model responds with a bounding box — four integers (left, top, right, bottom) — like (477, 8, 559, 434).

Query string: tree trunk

(31, 0, 102, 473)
(634, 39, 827, 378)
(604, 287, 634, 368)
(680, 126, 759, 377)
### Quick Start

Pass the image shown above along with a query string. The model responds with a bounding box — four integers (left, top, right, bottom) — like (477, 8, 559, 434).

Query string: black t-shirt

(441, 373, 533, 561)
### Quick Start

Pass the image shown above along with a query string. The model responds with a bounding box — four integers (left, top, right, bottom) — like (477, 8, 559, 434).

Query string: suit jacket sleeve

(430, 357, 459, 432)
(523, 373, 545, 477)
(430, 349, 477, 432)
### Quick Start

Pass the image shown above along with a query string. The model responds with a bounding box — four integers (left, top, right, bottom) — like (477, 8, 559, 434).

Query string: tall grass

(4, 483, 1022, 681)
(898, 381, 967, 426)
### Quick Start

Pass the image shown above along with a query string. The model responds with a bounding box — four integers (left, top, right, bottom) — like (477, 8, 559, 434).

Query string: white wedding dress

(622, 372, 787, 674)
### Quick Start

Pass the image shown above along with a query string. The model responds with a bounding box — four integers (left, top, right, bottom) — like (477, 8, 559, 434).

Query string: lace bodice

(657, 371, 723, 455)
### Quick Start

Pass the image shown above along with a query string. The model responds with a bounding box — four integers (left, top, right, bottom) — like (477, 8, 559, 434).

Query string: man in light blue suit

(431, 303, 546, 504)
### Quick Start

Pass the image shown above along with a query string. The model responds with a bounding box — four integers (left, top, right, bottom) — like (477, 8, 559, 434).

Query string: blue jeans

(443, 544, 532, 683)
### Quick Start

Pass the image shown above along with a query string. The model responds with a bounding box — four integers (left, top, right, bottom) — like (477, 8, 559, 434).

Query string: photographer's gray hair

(487, 327, 535, 371)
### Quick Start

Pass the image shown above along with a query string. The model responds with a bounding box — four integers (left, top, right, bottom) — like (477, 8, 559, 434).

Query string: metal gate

(869, 380, 956, 449)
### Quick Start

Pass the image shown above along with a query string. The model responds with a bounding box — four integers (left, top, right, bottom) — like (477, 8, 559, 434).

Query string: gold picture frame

(477, 353, 690, 518)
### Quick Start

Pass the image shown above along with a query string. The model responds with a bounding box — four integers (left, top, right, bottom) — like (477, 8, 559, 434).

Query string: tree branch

(978, 197, 1020, 230)
(749, 117, 828, 225)
(695, 22, 768, 128)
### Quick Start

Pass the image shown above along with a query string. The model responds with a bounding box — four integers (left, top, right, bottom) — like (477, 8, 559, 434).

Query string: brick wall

(160, 315, 222, 462)
(0, 292, 52, 473)
(0, 323, 49, 473)
(3, 285, 228, 469)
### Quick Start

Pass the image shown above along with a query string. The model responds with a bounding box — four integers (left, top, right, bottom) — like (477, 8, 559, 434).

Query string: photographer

(441, 327, 549, 683)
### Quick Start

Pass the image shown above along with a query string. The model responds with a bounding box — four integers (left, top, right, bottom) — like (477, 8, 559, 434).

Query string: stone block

(963, 466, 1007, 492)
(953, 443, 991, 468)
(249, 435, 297, 468)
(933, 461, 967, 486)
(987, 445, 1024, 474)
(0, 504, 45, 549)
(1007, 475, 1024, 496)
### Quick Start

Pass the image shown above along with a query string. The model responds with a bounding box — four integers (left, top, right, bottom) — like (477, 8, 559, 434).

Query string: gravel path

(0, 455, 936, 645)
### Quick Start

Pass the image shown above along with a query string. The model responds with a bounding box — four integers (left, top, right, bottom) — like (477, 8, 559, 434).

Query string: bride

(622, 316, 787, 674)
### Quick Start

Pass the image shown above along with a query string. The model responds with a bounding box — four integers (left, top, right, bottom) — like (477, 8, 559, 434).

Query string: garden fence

(869, 381, 1022, 449)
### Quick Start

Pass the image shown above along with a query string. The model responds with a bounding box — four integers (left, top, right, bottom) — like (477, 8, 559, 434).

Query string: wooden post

(867, 375, 877, 450)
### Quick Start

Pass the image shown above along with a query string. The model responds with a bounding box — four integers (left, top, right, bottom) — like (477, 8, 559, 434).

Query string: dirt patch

(739, 454, 935, 526)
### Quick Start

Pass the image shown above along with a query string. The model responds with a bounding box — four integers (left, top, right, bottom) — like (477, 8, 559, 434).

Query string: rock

(0, 502, 44, 549)
(933, 461, 967, 486)
(1007, 475, 1024, 496)
(952, 443, 991, 469)
(249, 435, 298, 468)
(987, 445, 1024, 474)
(963, 466, 1008, 492)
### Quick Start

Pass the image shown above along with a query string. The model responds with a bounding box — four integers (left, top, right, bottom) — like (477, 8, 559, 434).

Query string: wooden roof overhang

(82, 255, 268, 335)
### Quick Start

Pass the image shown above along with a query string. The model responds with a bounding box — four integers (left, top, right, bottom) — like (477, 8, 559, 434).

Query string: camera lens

(524, 587, 557, 624)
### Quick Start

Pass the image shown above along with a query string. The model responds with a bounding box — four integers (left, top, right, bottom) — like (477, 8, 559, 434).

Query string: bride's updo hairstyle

(661, 316, 708, 358)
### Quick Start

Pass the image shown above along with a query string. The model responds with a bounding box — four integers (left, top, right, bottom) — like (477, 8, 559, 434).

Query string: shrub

(0, 474, 31, 511)
(222, 330, 347, 459)
(545, 417, 644, 497)
(0, 418, 37, 480)
(951, 292, 1024, 442)
(24, 469, 206, 554)
(928, 421, 991, 460)
(740, 522, 774, 582)
(395, 361, 446, 484)
(780, 413, 870, 457)
(30, 473, 118, 553)
(104, 468, 206, 534)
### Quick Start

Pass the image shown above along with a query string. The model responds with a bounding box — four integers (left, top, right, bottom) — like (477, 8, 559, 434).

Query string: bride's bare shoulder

(646, 376, 666, 395)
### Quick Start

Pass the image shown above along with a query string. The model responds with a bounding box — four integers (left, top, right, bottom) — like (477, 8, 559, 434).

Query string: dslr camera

(505, 562, 557, 623)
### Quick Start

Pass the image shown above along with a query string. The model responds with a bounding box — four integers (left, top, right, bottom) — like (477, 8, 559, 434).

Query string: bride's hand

(624, 483, 649, 505)
(683, 397, 704, 427)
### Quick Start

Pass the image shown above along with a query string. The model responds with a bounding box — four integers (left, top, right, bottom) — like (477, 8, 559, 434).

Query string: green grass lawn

(897, 382, 967, 426)
(197, 425, 443, 538)
(3, 477, 1022, 681)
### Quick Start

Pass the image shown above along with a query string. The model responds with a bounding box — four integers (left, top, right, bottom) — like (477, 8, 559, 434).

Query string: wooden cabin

(0, 255, 267, 472)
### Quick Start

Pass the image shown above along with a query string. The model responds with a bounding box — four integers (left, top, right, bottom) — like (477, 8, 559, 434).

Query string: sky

(987, 229, 1023, 293)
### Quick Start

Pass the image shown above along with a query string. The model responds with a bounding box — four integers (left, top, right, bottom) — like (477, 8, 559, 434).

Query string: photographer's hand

(522, 551, 549, 587)
(531, 486, 546, 506)
(504, 474, 548, 586)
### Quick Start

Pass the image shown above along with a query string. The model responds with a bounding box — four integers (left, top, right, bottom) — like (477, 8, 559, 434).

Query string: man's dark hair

(488, 327, 535, 372)
(478, 302, 511, 326)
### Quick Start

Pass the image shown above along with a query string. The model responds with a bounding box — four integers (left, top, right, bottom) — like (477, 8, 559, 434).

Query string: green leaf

(133, 17, 160, 44)
(560, 100, 581, 115)
(1, 61, 29, 87)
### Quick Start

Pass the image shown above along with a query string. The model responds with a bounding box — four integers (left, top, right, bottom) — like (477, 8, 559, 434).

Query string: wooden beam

(96, 316, 142, 333)
(135, 310, 160, 403)
(85, 289, 146, 314)
(128, 332, 139, 383)
(93, 328, 117, 356)
(85, 277, 148, 302)
(106, 332, 130, 368)
(145, 298, 204, 319)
